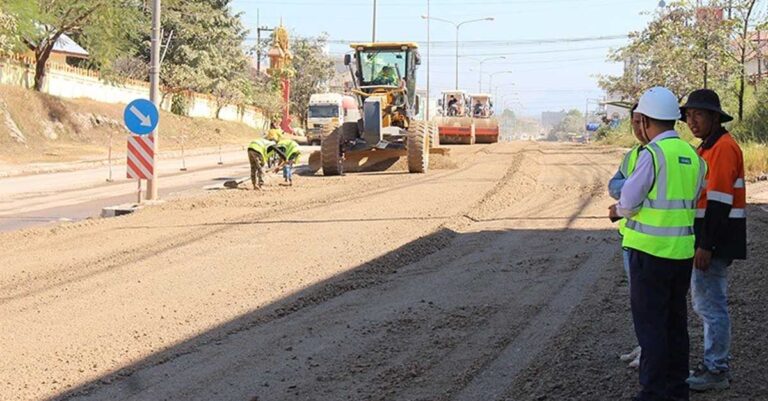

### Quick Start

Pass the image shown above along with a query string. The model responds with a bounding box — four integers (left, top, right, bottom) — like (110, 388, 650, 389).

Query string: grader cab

(321, 42, 441, 176)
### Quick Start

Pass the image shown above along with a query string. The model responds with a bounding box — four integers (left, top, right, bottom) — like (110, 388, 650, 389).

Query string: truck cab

(306, 93, 359, 145)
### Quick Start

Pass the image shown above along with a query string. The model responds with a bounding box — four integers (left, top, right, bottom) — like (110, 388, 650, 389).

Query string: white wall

(0, 58, 267, 129)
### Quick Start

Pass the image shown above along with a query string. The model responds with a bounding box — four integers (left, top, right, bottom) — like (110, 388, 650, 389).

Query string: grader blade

(308, 147, 450, 174)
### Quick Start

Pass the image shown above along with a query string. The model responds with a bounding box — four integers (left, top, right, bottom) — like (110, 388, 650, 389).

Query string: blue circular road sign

(124, 99, 159, 136)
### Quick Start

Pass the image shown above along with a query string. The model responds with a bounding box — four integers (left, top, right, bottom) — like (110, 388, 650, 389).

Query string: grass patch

(597, 125, 767, 179)
(743, 142, 768, 179)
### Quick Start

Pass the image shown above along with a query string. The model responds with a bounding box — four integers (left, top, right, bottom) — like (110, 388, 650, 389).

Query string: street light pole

(488, 71, 514, 94)
(471, 56, 506, 92)
(372, 0, 377, 42)
(421, 16, 494, 90)
(147, 0, 161, 200)
(426, 0, 430, 120)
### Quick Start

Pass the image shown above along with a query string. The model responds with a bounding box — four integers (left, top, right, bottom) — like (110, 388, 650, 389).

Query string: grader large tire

(407, 121, 429, 174)
(321, 125, 343, 176)
(428, 122, 439, 148)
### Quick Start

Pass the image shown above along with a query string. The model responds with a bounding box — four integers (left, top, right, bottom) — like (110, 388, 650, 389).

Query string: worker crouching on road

(609, 86, 706, 401)
(247, 138, 276, 190)
(273, 138, 301, 186)
(680, 89, 747, 392)
(608, 103, 647, 369)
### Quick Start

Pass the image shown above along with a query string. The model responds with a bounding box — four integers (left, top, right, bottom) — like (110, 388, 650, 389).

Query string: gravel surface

(2, 142, 765, 401)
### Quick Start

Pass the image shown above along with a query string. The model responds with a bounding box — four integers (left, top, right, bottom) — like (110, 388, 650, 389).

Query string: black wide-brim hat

(679, 89, 733, 123)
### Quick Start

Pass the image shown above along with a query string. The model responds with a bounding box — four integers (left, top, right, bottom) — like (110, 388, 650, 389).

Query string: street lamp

(488, 71, 515, 94)
(492, 83, 516, 104)
(421, 15, 494, 90)
(466, 56, 506, 92)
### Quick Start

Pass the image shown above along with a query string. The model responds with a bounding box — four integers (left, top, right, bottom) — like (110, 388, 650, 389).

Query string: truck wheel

(321, 126, 343, 176)
(407, 121, 429, 174)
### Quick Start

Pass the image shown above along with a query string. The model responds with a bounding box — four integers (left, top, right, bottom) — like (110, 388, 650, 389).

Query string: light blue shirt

(608, 169, 626, 201)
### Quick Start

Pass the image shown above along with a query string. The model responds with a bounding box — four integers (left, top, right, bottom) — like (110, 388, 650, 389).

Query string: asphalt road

(0, 146, 316, 232)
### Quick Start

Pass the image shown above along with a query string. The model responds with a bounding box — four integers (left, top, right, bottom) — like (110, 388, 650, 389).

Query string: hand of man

(608, 204, 620, 221)
(694, 248, 713, 271)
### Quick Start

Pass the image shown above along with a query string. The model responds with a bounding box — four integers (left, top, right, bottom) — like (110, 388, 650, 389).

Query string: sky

(231, 0, 661, 117)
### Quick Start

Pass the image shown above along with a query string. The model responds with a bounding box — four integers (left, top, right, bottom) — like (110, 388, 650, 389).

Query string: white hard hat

(635, 86, 681, 121)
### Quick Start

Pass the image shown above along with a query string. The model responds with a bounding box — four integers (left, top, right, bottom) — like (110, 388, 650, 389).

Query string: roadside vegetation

(597, 0, 768, 179)
(0, 0, 334, 129)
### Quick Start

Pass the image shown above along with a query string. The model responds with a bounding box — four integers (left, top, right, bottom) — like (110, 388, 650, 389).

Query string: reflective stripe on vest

(622, 138, 705, 260)
(248, 139, 274, 163)
(619, 146, 641, 177)
(618, 145, 642, 236)
(277, 139, 300, 160)
(696, 208, 746, 219)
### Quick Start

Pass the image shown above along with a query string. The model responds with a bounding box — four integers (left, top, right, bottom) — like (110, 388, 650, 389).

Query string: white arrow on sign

(130, 105, 153, 127)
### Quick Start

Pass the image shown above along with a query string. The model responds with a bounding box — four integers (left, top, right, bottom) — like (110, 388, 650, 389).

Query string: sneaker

(628, 351, 641, 369)
(620, 346, 641, 362)
(687, 363, 730, 391)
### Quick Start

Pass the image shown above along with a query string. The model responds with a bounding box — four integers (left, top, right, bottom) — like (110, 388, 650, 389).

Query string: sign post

(124, 99, 159, 203)
(147, 0, 161, 200)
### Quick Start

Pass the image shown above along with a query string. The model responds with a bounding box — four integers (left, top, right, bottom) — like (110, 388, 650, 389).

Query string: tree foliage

(139, 0, 251, 103)
(21, 0, 144, 91)
(289, 34, 335, 128)
(0, 0, 38, 55)
(249, 70, 285, 129)
(599, 1, 736, 102)
(548, 109, 584, 141)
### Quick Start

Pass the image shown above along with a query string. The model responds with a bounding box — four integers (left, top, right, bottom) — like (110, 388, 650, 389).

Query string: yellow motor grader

(321, 42, 443, 175)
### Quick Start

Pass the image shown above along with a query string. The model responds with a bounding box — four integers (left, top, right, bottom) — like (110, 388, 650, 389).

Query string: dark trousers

(629, 249, 693, 401)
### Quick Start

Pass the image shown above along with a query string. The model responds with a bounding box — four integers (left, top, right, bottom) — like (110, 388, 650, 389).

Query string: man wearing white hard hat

(609, 87, 706, 401)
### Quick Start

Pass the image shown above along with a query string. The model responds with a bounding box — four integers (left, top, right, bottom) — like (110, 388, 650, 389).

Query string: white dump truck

(306, 93, 360, 145)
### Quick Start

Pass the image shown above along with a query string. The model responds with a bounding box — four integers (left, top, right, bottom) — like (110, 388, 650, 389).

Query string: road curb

(101, 200, 166, 218)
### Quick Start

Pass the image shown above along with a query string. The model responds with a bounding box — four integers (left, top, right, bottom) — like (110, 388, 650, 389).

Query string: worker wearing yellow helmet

(266, 121, 285, 142)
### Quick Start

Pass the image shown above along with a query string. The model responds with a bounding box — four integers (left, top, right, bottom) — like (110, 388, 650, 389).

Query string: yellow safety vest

(618, 145, 642, 236)
(622, 137, 706, 260)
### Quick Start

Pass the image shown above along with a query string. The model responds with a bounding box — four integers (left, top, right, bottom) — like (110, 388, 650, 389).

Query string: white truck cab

(307, 93, 359, 145)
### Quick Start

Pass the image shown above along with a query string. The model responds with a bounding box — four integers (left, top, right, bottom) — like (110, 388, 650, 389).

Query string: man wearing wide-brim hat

(681, 89, 747, 392)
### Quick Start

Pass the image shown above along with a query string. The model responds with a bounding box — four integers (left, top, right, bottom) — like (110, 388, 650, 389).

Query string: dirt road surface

(1, 142, 765, 401)
(0, 146, 316, 232)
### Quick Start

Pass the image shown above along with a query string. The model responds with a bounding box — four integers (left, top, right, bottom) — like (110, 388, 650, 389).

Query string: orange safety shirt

(694, 131, 747, 260)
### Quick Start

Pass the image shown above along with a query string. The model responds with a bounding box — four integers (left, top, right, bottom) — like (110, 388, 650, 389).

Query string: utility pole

(372, 0, 377, 42)
(255, 9, 274, 75)
(426, 0, 430, 120)
(147, 0, 161, 200)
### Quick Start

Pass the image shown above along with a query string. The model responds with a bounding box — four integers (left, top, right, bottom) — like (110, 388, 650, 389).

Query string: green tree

(21, 0, 144, 91)
(548, 109, 584, 141)
(249, 69, 285, 129)
(290, 34, 335, 128)
(0, 1, 37, 55)
(730, 0, 761, 121)
(144, 0, 249, 107)
(599, 1, 735, 102)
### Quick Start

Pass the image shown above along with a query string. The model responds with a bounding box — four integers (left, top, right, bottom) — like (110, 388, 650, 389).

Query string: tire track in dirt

(60, 144, 547, 401)
(0, 150, 488, 308)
